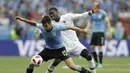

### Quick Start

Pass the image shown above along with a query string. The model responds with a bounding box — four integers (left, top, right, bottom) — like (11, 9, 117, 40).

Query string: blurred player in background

(45, 6, 98, 73)
(86, 1, 111, 68)
(14, 15, 92, 73)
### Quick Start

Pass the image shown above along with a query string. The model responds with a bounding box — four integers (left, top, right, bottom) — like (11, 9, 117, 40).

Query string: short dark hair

(49, 7, 58, 12)
(41, 15, 51, 24)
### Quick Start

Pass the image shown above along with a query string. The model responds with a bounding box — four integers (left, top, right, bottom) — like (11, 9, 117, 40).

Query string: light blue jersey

(36, 23, 67, 49)
(90, 9, 107, 32)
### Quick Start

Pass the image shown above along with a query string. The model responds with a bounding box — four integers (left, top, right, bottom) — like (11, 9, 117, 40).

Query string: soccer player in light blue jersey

(14, 15, 92, 73)
(86, 1, 111, 68)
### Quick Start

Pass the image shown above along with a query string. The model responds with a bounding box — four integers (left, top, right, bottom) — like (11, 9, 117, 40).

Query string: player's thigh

(97, 33, 105, 45)
(90, 33, 98, 45)
(58, 47, 70, 61)
(63, 58, 76, 70)
(91, 45, 96, 49)
(38, 48, 53, 61)
(72, 42, 86, 56)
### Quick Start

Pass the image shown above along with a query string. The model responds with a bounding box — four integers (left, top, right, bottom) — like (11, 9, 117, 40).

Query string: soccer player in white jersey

(45, 6, 98, 73)
(14, 15, 92, 73)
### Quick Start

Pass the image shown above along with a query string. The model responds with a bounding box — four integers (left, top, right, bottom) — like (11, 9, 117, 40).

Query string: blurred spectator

(101, 0, 112, 13)
(126, 0, 130, 11)
(111, 0, 120, 24)
(23, 24, 36, 40)
(0, 0, 130, 40)
(114, 22, 124, 40)
(124, 23, 130, 39)
(0, 13, 10, 40)
(10, 23, 24, 40)
(110, 26, 115, 39)
(119, 0, 128, 12)
(0, 13, 9, 26)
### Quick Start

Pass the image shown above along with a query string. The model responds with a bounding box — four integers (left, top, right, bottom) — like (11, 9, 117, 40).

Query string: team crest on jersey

(52, 32, 56, 36)
(98, 14, 102, 19)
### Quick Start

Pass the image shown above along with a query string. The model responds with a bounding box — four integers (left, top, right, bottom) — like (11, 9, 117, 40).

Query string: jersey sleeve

(36, 23, 42, 29)
(102, 10, 107, 19)
(35, 28, 42, 34)
(56, 24, 68, 31)
(67, 12, 89, 20)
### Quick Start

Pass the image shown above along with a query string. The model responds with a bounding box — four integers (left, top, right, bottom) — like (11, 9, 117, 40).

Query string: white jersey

(52, 12, 89, 51)
(36, 12, 89, 52)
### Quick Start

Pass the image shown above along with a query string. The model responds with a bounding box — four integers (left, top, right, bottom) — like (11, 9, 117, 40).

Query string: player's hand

(14, 16, 22, 20)
(83, 29, 92, 35)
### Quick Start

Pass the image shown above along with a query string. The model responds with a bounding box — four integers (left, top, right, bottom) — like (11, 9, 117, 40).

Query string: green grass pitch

(0, 57, 130, 73)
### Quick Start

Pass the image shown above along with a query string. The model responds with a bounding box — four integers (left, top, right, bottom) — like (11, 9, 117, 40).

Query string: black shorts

(90, 32, 105, 46)
(38, 47, 69, 61)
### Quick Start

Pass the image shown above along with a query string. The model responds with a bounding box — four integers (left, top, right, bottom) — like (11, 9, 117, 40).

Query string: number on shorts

(62, 50, 68, 56)
(101, 37, 104, 44)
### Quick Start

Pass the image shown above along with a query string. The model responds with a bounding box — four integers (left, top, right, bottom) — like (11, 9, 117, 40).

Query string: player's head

(41, 15, 52, 31)
(49, 7, 59, 21)
(92, 1, 100, 12)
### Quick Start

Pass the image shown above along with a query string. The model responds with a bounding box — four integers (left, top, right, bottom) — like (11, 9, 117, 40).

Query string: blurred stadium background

(0, 0, 130, 73)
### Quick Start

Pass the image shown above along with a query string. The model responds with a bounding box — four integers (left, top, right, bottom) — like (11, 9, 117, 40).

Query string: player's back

(90, 9, 106, 32)
(37, 23, 66, 49)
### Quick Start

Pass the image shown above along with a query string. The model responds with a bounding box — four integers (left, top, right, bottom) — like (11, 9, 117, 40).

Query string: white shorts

(65, 41, 86, 56)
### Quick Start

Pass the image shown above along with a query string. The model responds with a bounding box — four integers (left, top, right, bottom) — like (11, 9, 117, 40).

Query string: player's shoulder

(52, 23, 59, 30)
(61, 13, 74, 18)
(36, 23, 43, 28)
(36, 23, 46, 31)
(52, 23, 66, 30)
(52, 22, 64, 27)
(36, 23, 42, 26)
(100, 9, 107, 15)
(52, 23, 58, 27)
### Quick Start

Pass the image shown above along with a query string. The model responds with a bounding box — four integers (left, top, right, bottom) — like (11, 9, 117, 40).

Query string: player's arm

(58, 24, 91, 34)
(67, 26, 92, 35)
(86, 19, 93, 29)
(70, 11, 94, 20)
(14, 16, 37, 27)
(104, 16, 111, 38)
(70, 3, 98, 19)
(104, 16, 111, 33)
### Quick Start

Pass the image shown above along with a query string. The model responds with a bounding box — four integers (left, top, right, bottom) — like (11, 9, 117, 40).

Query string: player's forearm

(81, 11, 94, 17)
(86, 24, 91, 29)
(105, 17, 111, 32)
(18, 17, 36, 26)
(76, 12, 89, 18)
(67, 26, 92, 35)
(107, 22, 111, 32)
(67, 26, 84, 32)
(72, 11, 94, 19)
(86, 20, 92, 29)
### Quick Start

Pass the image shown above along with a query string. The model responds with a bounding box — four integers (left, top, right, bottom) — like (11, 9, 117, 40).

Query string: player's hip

(64, 40, 80, 48)
(92, 32, 105, 35)
(92, 29, 105, 33)
(65, 41, 86, 52)
(90, 32, 105, 45)
(38, 47, 69, 61)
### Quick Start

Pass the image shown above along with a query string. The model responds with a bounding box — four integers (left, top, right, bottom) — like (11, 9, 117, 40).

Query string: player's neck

(44, 27, 53, 32)
(55, 16, 60, 22)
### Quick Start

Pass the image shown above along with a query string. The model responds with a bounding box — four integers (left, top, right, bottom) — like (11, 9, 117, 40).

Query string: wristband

(88, 10, 94, 15)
